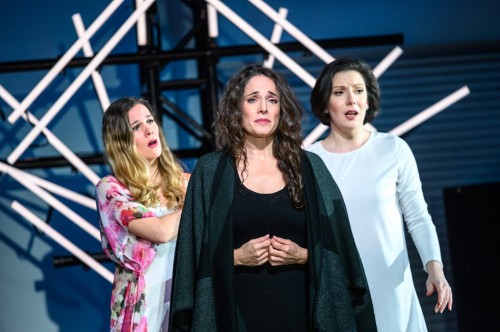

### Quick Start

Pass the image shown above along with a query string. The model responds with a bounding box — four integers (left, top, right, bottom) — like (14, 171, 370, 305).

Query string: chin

(147, 153, 162, 162)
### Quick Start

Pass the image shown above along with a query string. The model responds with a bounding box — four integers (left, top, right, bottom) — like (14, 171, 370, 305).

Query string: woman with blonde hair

(96, 97, 188, 331)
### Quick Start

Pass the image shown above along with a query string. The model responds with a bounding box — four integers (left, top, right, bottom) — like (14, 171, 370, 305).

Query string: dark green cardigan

(170, 151, 377, 331)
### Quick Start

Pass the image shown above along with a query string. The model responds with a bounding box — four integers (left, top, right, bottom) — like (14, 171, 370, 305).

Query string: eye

(247, 97, 257, 104)
(146, 118, 155, 125)
(131, 124, 140, 132)
(355, 88, 365, 94)
(333, 90, 343, 96)
(268, 98, 279, 104)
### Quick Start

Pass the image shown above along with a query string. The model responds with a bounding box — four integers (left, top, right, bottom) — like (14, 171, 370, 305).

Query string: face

(128, 103, 162, 164)
(241, 75, 280, 140)
(326, 70, 369, 133)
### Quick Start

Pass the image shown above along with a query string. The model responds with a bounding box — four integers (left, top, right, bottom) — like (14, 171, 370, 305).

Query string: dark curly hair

(310, 58, 381, 125)
(214, 64, 305, 208)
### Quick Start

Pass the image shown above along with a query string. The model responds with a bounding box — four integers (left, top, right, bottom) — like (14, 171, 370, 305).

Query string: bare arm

(128, 209, 182, 243)
(128, 172, 190, 243)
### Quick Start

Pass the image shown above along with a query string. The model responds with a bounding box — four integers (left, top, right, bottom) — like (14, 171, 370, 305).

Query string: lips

(345, 110, 358, 120)
(148, 139, 158, 148)
(255, 118, 270, 124)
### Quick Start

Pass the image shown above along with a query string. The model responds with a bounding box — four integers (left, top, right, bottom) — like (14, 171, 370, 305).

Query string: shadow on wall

(0, 180, 113, 332)
(41, 250, 112, 332)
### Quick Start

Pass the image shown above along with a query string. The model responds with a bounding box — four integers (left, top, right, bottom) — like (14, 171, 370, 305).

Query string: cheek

(271, 103, 280, 116)
(242, 106, 253, 119)
(273, 107, 280, 119)
(327, 99, 340, 112)
(133, 135, 142, 149)
(240, 114, 249, 127)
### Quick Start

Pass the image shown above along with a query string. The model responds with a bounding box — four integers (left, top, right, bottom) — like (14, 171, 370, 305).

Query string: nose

(145, 125, 154, 136)
(347, 92, 356, 105)
(258, 99, 268, 114)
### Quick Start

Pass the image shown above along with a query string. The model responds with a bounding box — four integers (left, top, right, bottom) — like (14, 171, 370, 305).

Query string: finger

(434, 286, 444, 313)
(272, 235, 290, 244)
(434, 287, 444, 313)
(442, 287, 452, 313)
(249, 250, 267, 266)
(439, 288, 449, 314)
(255, 239, 272, 250)
(436, 286, 450, 313)
(268, 255, 284, 266)
(434, 302, 440, 313)
(257, 255, 269, 265)
(251, 234, 270, 243)
(268, 245, 284, 259)
(270, 239, 286, 252)
(271, 238, 295, 253)
(257, 249, 269, 261)
(448, 289, 453, 311)
(425, 281, 435, 297)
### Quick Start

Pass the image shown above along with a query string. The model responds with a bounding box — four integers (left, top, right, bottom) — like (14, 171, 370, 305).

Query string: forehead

(332, 70, 365, 86)
(244, 75, 278, 93)
(127, 103, 152, 122)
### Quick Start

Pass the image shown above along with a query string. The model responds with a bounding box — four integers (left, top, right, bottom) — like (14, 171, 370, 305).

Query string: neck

(149, 161, 160, 184)
(323, 127, 371, 153)
(244, 136, 275, 160)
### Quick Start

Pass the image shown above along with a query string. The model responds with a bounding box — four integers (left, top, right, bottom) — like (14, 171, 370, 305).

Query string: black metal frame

(0, 34, 404, 169)
(0, 1, 403, 268)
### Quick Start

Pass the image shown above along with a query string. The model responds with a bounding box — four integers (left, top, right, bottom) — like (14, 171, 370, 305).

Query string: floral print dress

(96, 175, 177, 331)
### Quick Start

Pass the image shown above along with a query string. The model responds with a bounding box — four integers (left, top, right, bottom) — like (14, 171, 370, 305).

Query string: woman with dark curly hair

(170, 64, 377, 331)
(307, 58, 453, 331)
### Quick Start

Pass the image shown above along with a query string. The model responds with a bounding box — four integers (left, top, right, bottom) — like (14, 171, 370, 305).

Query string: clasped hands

(234, 234, 307, 267)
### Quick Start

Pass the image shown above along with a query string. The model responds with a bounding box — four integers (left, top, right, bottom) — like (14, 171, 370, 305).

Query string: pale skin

(124, 104, 184, 244)
(321, 69, 452, 313)
(232, 75, 308, 267)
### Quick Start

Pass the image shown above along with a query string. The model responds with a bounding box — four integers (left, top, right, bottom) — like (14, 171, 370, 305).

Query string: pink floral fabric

(96, 175, 175, 331)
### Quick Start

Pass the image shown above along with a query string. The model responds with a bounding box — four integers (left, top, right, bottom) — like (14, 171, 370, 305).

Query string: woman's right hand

(234, 234, 271, 266)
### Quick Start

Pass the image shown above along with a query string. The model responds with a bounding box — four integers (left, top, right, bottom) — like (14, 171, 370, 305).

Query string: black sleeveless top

(233, 179, 307, 332)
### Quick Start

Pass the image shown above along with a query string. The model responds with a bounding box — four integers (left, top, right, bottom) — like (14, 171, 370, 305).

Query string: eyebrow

(244, 90, 279, 97)
(129, 114, 154, 126)
(333, 83, 365, 89)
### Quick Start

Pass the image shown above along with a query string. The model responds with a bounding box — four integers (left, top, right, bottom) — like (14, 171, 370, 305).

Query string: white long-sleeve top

(307, 131, 442, 332)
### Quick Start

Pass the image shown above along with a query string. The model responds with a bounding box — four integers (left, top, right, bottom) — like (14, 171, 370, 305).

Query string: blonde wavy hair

(102, 97, 185, 209)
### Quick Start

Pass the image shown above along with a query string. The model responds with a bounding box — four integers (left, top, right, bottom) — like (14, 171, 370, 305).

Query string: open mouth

(345, 111, 358, 119)
(148, 139, 158, 147)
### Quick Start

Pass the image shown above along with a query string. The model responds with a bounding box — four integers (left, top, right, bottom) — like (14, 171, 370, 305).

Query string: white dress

(307, 131, 442, 332)
(97, 175, 177, 331)
(143, 205, 177, 331)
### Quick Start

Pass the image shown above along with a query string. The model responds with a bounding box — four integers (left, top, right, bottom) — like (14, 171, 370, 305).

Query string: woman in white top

(307, 58, 453, 332)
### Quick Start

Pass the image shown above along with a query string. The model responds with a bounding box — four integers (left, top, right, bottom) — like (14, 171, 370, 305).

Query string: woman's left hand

(425, 260, 453, 313)
(268, 236, 308, 266)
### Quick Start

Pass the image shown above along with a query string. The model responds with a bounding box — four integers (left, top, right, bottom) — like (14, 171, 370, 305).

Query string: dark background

(0, 0, 499, 331)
